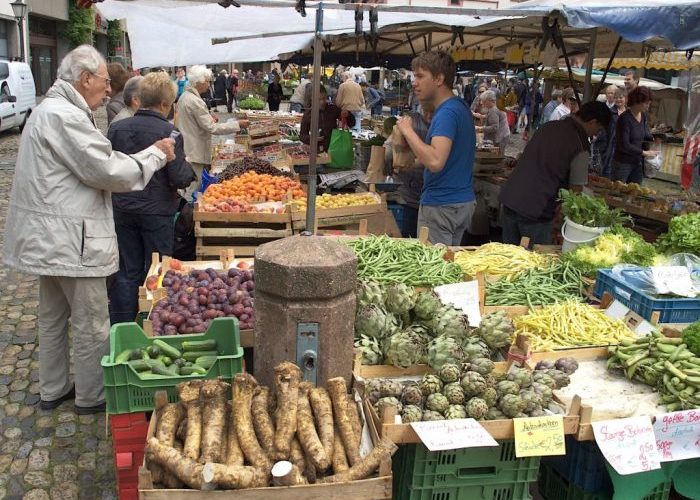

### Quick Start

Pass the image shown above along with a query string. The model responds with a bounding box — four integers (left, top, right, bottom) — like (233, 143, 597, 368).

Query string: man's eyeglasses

(92, 73, 111, 85)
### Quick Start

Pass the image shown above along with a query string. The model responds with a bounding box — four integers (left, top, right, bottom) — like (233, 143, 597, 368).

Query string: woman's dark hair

(627, 86, 653, 106)
(577, 101, 612, 129)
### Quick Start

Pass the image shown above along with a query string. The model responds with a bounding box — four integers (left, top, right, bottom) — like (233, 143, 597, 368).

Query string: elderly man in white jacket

(3, 45, 175, 414)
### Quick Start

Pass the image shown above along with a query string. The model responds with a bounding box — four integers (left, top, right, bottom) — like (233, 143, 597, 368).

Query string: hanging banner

(504, 45, 525, 65)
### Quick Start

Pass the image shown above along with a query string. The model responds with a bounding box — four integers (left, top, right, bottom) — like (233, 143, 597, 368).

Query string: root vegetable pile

(150, 267, 255, 334)
(145, 367, 397, 490)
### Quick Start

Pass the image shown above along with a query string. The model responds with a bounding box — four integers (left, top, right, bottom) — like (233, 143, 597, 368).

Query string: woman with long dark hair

(611, 86, 656, 183)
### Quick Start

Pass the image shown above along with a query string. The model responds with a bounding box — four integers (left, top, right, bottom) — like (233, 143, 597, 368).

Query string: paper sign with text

(411, 418, 498, 451)
(514, 415, 566, 458)
(434, 280, 481, 327)
(651, 266, 696, 298)
(592, 416, 661, 475)
(653, 410, 700, 462)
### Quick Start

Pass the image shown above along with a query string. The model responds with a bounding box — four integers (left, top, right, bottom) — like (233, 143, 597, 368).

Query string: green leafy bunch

(656, 212, 700, 256)
(559, 189, 631, 228)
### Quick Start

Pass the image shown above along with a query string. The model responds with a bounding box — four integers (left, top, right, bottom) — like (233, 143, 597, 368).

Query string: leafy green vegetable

(559, 189, 631, 227)
(682, 321, 700, 356)
(239, 96, 265, 110)
(656, 212, 700, 256)
(563, 226, 657, 277)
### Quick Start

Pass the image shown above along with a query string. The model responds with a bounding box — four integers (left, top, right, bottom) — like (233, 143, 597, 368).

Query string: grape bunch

(218, 156, 294, 182)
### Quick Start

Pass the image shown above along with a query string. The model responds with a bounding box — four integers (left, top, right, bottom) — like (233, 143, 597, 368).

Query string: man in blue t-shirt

(397, 51, 476, 245)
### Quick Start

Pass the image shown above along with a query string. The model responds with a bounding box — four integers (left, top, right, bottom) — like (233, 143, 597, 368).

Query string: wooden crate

(194, 205, 293, 259)
(290, 201, 387, 232)
(138, 392, 393, 499)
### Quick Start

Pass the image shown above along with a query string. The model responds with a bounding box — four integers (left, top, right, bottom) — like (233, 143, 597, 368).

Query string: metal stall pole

(305, 3, 325, 234)
(583, 29, 598, 102)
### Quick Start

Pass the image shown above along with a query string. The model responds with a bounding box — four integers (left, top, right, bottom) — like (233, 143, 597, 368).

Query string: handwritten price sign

(411, 419, 498, 451)
(513, 415, 566, 458)
(653, 410, 700, 462)
(592, 417, 661, 475)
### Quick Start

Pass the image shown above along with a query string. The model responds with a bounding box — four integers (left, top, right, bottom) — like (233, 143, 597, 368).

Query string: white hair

(187, 65, 212, 85)
(123, 76, 143, 107)
(342, 71, 352, 81)
(480, 90, 497, 103)
(57, 45, 106, 83)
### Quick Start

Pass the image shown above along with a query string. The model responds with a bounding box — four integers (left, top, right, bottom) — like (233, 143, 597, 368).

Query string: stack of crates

(393, 441, 540, 500)
(110, 413, 149, 500)
(538, 437, 672, 500)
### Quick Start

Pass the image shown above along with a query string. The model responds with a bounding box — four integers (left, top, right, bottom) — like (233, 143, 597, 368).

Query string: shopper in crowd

(110, 76, 143, 125)
(594, 86, 627, 178)
(550, 88, 578, 121)
(611, 86, 657, 184)
(522, 82, 543, 133)
(303, 74, 315, 111)
(227, 69, 239, 112)
(604, 84, 617, 110)
(471, 83, 488, 118)
(213, 69, 229, 111)
(105, 62, 129, 124)
(289, 75, 309, 113)
(299, 85, 354, 152)
(475, 90, 510, 153)
(178, 65, 248, 199)
(540, 89, 563, 125)
(3, 45, 175, 414)
(335, 71, 365, 133)
(397, 51, 476, 246)
(175, 67, 188, 100)
(499, 101, 610, 245)
(267, 74, 284, 112)
(107, 72, 196, 325)
(361, 81, 384, 117)
(623, 70, 639, 93)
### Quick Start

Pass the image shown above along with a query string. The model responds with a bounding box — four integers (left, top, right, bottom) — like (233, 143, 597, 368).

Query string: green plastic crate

(538, 462, 671, 500)
(101, 317, 244, 414)
(397, 481, 532, 500)
(395, 441, 540, 491)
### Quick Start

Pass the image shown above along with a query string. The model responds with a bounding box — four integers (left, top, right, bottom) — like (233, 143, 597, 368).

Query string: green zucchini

(153, 339, 182, 359)
(173, 358, 187, 368)
(181, 340, 218, 352)
(129, 349, 144, 361)
(146, 345, 160, 358)
(128, 359, 152, 372)
(114, 349, 133, 364)
(194, 356, 217, 370)
(182, 350, 218, 362)
(180, 366, 207, 376)
(150, 362, 175, 376)
(157, 355, 173, 367)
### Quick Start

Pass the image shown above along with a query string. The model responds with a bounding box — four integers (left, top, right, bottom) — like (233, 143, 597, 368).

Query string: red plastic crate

(110, 412, 149, 500)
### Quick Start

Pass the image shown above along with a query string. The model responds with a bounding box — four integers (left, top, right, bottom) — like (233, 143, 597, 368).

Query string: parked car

(0, 61, 36, 132)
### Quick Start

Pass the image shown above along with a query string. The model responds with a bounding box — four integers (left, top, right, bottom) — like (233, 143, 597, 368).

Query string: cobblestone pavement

(0, 106, 118, 500)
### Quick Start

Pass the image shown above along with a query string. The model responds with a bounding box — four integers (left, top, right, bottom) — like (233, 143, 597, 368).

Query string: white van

(0, 61, 36, 132)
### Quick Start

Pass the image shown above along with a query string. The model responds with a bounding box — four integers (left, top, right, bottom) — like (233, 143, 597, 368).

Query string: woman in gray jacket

(3, 45, 175, 414)
(476, 90, 510, 153)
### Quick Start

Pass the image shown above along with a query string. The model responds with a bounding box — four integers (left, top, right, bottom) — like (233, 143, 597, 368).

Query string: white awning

(0, 0, 17, 22)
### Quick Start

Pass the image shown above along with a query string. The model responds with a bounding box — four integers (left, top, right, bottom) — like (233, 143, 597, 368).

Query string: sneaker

(74, 401, 106, 415)
(39, 386, 76, 410)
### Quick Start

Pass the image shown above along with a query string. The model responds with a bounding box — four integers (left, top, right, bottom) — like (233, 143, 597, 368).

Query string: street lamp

(11, 0, 28, 62)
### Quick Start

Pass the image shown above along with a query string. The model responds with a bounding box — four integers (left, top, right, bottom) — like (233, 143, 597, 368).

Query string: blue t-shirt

(421, 97, 476, 205)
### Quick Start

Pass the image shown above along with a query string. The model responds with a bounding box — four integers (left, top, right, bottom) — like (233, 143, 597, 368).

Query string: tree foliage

(62, 0, 94, 48)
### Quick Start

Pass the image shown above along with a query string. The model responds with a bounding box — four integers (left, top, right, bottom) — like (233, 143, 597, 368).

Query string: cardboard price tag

(434, 280, 482, 327)
(410, 419, 498, 451)
(513, 415, 566, 458)
(653, 410, 700, 462)
(592, 417, 661, 475)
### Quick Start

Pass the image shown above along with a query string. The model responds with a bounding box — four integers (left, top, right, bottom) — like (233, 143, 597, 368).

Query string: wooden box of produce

(138, 367, 395, 499)
(290, 194, 387, 232)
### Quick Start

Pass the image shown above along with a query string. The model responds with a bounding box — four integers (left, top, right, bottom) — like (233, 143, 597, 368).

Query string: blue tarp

(513, 1, 700, 50)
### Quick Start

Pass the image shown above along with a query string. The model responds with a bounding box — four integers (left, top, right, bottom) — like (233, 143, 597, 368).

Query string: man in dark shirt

(499, 101, 611, 245)
(300, 85, 354, 152)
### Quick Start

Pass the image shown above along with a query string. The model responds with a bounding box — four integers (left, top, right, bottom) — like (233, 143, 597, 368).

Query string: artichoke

(444, 404, 468, 419)
(532, 382, 553, 405)
(499, 394, 526, 418)
(357, 279, 385, 308)
(507, 368, 533, 389)
(443, 382, 466, 405)
(496, 380, 520, 398)
(462, 338, 491, 362)
(367, 378, 403, 398)
(422, 410, 444, 421)
(546, 369, 571, 389)
(407, 323, 433, 364)
(375, 397, 403, 417)
(476, 310, 514, 350)
(401, 405, 423, 423)
(465, 397, 489, 420)
(432, 305, 470, 340)
(438, 363, 462, 384)
(467, 358, 495, 376)
(535, 359, 556, 371)
(426, 393, 450, 413)
(529, 409, 547, 417)
(355, 304, 391, 339)
(413, 291, 442, 321)
(427, 335, 465, 371)
(481, 387, 498, 407)
(520, 390, 544, 414)
(419, 374, 444, 396)
(486, 407, 506, 420)
(460, 371, 486, 397)
(532, 372, 557, 389)
(555, 357, 579, 375)
(385, 283, 417, 316)
(401, 384, 425, 407)
(383, 329, 424, 368)
(354, 334, 383, 365)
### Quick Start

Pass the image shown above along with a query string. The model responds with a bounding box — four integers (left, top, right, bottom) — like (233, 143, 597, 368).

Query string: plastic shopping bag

(644, 152, 663, 178)
(327, 129, 354, 169)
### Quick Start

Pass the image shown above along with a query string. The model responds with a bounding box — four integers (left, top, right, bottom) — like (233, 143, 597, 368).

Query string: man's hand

(642, 150, 660, 157)
(153, 138, 176, 162)
(210, 112, 219, 123)
(238, 119, 250, 128)
(396, 115, 413, 135)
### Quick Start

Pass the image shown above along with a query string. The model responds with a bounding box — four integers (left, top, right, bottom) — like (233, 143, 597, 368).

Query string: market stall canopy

(592, 52, 700, 71)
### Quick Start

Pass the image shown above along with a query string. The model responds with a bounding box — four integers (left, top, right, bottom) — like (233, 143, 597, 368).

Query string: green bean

(485, 261, 585, 306)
